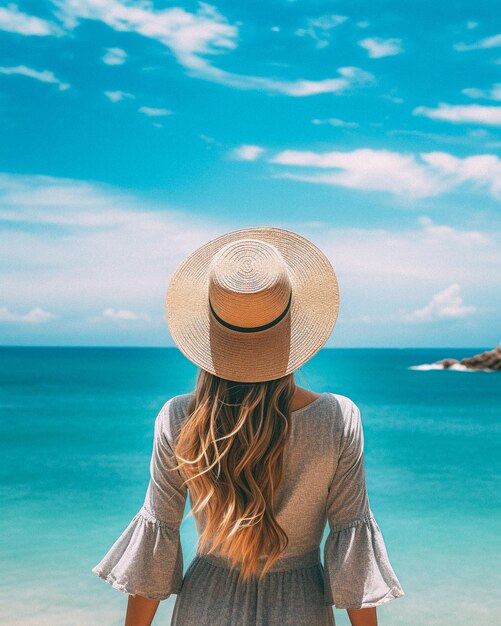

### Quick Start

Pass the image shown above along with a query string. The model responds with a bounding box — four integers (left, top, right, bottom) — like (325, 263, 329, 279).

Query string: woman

(92, 227, 405, 626)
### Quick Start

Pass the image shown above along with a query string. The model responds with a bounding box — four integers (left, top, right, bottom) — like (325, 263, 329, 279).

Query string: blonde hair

(173, 368, 296, 582)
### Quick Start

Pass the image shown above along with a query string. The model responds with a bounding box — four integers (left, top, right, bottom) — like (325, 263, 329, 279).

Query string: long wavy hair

(173, 368, 296, 582)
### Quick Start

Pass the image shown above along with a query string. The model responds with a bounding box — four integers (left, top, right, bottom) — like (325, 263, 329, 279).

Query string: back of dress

(92, 390, 405, 622)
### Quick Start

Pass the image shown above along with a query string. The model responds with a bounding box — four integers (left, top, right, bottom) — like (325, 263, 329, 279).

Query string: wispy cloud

(0, 172, 224, 316)
(231, 145, 264, 161)
(417, 216, 489, 245)
(102, 47, 127, 65)
(306, 216, 500, 299)
(270, 148, 441, 198)
(138, 106, 172, 117)
(454, 32, 501, 51)
(0, 306, 57, 323)
(104, 90, 135, 102)
(1, 173, 499, 343)
(420, 152, 501, 196)
(358, 37, 403, 58)
(387, 127, 483, 145)
(101, 307, 150, 322)
(0, 4, 62, 36)
(462, 83, 501, 100)
(229, 67, 374, 97)
(268, 147, 501, 199)
(381, 91, 404, 104)
(413, 102, 501, 126)
(199, 134, 223, 148)
(404, 284, 477, 322)
(299, 216, 500, 334)
(295, 14, 348, 48)
(51, 0, 373, 96)
(312, 117, 359, 128)
(0, 65, 70, 90)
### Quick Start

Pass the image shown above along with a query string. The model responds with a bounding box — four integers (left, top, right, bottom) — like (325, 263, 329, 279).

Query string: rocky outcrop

(437, 344, 501, 371)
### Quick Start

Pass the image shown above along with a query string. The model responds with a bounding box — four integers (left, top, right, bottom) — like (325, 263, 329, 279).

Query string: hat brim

(165, 226, 340, 383)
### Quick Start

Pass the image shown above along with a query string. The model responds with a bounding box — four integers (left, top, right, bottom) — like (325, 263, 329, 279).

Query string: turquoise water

(0, 347, 499, 626)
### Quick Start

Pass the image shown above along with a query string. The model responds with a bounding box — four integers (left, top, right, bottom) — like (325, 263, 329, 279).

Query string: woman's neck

(290, 386, 322, 413)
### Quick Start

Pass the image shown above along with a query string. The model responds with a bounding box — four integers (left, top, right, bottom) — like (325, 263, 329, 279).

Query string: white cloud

(102, 47, 127, 65)
(454, 33, 501, 51)
(462, 83, 501, 100)
(466, 21, 479, 30)
(101, 307, 150, 322)
(404, 284, 477, 322)
(417, 216, 489, 245)
(138, 106, 172, 117)
(422, 152, 501, 196)
(296, 14, 348, 48)
(358, 37, 403, 58)
(0, 65, 70, 90)
(268, 147, 501, 199)
(414, 103, 501, 126)
(104, 90, 135, 102)
(232, 144, 264, 161)
(0, 172, 225, 315)
(292, 216, 501, 337)
(0, 4, 61, 36)
(270, 148, 444, 198)
(312, 117, 359, 128)
(420, 152, 501, 197)
(302, 217, 500, 314)
(233, 67, 374, 97)
(1, 174, 499, 344)
(0, 306, 57, 324)
(51, 0, 374, 96)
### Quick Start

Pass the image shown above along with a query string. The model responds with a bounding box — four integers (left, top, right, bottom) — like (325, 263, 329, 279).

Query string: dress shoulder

(160, 392, 195, 447)
(327, 393, 359, 420)
(322, 393, 361, 446)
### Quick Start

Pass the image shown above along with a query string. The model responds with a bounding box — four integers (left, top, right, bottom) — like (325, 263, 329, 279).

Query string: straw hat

(165, 226, 339, 383)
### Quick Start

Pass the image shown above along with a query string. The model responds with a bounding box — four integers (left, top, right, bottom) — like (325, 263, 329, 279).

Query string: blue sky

(0, 0, 500, 348)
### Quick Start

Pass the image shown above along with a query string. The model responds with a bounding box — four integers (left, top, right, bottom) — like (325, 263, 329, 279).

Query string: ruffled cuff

(91, 505, 184, 601)
(323, 511, 405, 608)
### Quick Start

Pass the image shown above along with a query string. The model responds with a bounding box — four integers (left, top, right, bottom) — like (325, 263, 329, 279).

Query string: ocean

(0, 347, 499, 626)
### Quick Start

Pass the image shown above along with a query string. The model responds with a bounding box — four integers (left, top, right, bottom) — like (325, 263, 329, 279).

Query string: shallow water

(0, 347, 499, 626)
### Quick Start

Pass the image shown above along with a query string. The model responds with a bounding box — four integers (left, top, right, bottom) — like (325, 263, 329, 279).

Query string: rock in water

(459, 343, 501, 371)
(438, 358, 460, 369)
(412, 345, 501, 371)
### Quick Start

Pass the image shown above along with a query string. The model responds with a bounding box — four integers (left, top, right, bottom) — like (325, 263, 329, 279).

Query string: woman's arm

(347, 607, 378, 626)
(125, 594, 160, 626)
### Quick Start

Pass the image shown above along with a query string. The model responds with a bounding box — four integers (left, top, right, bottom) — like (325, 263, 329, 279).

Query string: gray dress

(92, 392, 405, 625)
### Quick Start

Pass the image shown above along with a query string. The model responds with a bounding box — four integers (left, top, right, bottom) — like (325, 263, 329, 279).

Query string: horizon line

(0, 345, 494, 350)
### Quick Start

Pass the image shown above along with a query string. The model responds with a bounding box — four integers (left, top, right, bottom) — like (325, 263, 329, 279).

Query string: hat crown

(208, 239, 291, 329)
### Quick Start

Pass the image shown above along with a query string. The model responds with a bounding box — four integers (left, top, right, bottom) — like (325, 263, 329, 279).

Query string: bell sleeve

(91, 399, 187, 601)
(324, 398, 405, 609)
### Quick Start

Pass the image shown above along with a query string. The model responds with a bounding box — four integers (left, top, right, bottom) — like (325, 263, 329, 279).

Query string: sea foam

(409, 363, 496, 372)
